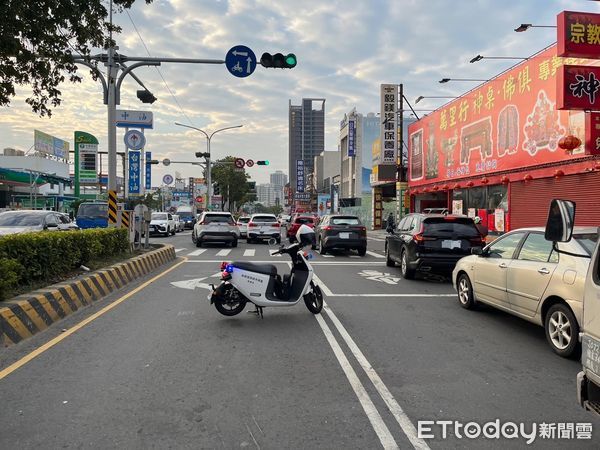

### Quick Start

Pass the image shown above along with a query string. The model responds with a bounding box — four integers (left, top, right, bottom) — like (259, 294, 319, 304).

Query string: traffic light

(260, 52, 297, 69)
(137, 89, 157, 104)
(213, 183, 220, 195)
(195, 152, 210, 158)
(256, 160, 269, 166)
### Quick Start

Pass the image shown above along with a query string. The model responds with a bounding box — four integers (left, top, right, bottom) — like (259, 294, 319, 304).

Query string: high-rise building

(257, 183, 277, 207)
(289, 98, 326, 196)
(270, 170, 288, 189)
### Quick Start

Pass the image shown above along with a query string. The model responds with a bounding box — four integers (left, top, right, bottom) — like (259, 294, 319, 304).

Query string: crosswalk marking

(366, 251, 385, 259)
(175, 248, 185, 253)
(244, 249, 255, 257)
(188, 249, 206, 256)
(216, 249, 231, 256)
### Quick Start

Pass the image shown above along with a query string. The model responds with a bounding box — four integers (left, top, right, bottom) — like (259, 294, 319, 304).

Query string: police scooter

(208, 225, 323, 317)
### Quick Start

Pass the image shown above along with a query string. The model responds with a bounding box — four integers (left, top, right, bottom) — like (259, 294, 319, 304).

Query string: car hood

(0, 226, 42, 235)
(150, 220, 168, 225)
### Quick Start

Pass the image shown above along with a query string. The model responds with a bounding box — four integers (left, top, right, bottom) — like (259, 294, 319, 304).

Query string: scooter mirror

(267, 238, 277, 246)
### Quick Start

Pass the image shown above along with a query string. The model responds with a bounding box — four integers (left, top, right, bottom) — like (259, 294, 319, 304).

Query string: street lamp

(514, 24, 555, 32)
(415, 96, 460, 104)
(439, 78, 490, 83)
(174, 122, 243, 209)
(470, 54, 529, 63)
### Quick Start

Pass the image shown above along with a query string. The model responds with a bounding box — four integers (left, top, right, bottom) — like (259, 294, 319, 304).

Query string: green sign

(74, 131, 99, 196)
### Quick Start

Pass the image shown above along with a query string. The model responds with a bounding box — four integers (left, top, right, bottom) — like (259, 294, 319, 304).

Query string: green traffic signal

(285, 54, 297, 68)
(257, 160, 270, 166)
(260, 52, 297, 69)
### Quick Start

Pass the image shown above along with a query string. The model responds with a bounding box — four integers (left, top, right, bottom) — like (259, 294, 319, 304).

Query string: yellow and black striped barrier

(108, 190, 118, 226)
(0, 245, 176, 347)
(121, 211, 130, 229)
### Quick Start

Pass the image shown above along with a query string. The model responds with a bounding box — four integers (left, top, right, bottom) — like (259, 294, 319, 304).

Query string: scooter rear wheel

(304, 282, 323, 314)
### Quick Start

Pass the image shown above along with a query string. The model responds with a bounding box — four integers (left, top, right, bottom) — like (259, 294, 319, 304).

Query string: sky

(0, 0, 598, 185)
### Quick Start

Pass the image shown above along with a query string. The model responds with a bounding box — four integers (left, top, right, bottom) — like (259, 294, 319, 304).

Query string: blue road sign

(129, 151, 141, 195)
(145, 151, 152, 190)
(225, 45, 257, 78)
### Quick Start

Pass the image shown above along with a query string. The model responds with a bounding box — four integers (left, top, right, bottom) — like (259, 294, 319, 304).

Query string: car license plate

(442, 240, 462, 249)
(340, 232, 350, 239)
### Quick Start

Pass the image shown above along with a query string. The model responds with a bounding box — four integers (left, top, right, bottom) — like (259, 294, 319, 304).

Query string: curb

(0, 244, 176, 348)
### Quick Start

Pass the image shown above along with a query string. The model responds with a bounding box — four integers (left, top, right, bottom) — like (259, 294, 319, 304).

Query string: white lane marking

(366, 251, 385, 259)
(320, 254, 334, 258)
(314, 314, 398, 449)
(244, 249, 256, 257)
(311, 272, 334, 297)
(326, 293, 455, 297)
(175, 248, 186, 253)
(188, 249, 207, 256)
(185, 260, 387, 265)
(323, 303, 430, 450)
(216, 249, 231, 256)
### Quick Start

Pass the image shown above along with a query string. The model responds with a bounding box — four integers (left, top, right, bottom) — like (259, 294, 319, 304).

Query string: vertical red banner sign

(585, 111, 600, 155)
(557, 11, 600, 59)
(557, 65, 600, 110)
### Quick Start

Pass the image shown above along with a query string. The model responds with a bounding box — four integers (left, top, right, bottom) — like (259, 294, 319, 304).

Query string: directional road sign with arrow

(225, 45, 257, 78)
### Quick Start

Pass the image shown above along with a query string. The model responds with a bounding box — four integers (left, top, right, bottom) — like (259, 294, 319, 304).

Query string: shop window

(467, 186, 486, 210)
(488, 184, 508, 211)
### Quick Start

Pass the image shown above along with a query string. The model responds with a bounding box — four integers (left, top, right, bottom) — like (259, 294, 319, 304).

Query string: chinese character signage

(74, 131, 98, 185)
(557, 11, 600, 59)
(296, 160, 305, 193)
(348, 119, 356, 157)
(380, 84, 397, 164)
(407, 46, 594, 187)
(34, 129, 69, 159)
(557, 65, 600, 110)
(585, 111, 600, 155)
(128, 151, 141, 195)
(145, 151, 152, 189)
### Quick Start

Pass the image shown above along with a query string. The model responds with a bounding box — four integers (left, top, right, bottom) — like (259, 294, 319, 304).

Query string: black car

(385, 213, 485, 279)
(315, 215, 367, 256)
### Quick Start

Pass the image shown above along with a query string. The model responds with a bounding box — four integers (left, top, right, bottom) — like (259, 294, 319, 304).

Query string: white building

(314, 150, 340, 193)
(257, 183, 278, 207)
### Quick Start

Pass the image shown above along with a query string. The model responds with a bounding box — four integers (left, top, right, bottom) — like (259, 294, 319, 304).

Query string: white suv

(193, 211, 239, 247)
(247, 214, 281, 244)
(150, 212, 176, 237)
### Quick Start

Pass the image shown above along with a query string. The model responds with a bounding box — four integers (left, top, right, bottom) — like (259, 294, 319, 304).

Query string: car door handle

(538, 268, 550, 275)
(498, 263, 508, 269)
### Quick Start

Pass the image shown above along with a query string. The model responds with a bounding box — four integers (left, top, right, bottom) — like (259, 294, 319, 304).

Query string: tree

(211, 156, 252, 212)
(1, 0, 152, 116)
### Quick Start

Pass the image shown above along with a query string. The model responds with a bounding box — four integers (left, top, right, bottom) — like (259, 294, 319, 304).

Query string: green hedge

(0, 228, 130, 300)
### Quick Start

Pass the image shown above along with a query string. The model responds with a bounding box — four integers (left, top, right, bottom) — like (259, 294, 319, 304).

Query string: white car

(149, 212, 176, 237)
(247, 214, 281, 244)
(193, 211, 239, 247)
(453, 226, 597, 357)
(172, 214, 184, 232)
(237, 216, 250, 238)
(0, 210, 79, 235)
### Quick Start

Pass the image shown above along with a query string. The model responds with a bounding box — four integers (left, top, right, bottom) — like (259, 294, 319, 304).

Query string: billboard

(407, 45, 595, 187)
(34, 130, 69, 158)
(557, 65, 600, 110)
(296, 159, 305, 193)
(348, 119, 356, 157)
(380, 84, 397, 164)
(74, 131, 98, 186)
(558, 11, 600, 59)
(317, 193, 331, 216)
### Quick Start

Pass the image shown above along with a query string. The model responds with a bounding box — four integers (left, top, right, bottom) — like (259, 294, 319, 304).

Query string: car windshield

(204, 215, 233, 223)
(0, 212, 44, 227)
(152, 213, 168, 220)
(573, 233, 598, 255)
(252, 216, 277, 222)
(423, 218, 479, 237)
(77, 204, 108, 217)
(331, 217, 360, 226)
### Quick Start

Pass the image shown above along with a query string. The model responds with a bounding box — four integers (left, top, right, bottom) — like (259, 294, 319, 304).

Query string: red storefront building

(407, 20, 600, 234)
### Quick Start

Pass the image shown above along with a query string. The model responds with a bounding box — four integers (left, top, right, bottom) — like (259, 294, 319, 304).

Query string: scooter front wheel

(304, 282, 323, 314)
(213, 285, 247, 316)
(215, 299, 246, 316)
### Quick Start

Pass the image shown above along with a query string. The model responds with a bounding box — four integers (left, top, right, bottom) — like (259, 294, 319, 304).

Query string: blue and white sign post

(225, 45, 257, 78)
(348, 119, 356, 157)
(128, 151, 141, 195)
(296, 160, 305, 193)
(145, 151, 152, 190)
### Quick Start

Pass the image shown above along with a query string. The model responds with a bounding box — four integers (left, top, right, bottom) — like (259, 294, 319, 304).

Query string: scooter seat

(232, 261, 278, 276)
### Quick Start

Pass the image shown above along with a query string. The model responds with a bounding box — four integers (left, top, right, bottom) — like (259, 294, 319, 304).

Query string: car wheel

(357, 247, 367, 257)
(276, 237, 281, 244)
(457, 273, 476, 309)
(385, 244, 394, 267)
(231, 239, 238, 248)
(191, 232, 197, 244)
(196, 238, 203, 248)
(163, 228, 170, 237)
(400, 249, 415, 279)
(545, 303, 580, 358)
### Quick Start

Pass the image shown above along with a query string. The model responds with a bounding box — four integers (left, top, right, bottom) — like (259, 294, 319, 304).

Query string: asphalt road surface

(0, 229, 598, 449)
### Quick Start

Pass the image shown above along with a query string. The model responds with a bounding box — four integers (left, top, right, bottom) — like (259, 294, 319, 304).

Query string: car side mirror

(471, 247, 483, 256)
(544, 199, 575, 242)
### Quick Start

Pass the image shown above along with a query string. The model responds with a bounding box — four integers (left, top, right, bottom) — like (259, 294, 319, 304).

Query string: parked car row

(149, 212, 187, 237)
(0, 210, 79, 236)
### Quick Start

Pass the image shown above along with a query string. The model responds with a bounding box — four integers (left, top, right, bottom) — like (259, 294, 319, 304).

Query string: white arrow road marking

(366, 251, 385, 258)
(170, 273, 221, 291)
(216, 249, 231, 256)
(188, 249, 206, 256)
(244, 249, 255, 257)
(359, 270, 401, 285)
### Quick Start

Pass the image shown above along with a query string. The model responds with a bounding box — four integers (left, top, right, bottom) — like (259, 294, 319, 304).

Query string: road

(0, 229, 598, 449)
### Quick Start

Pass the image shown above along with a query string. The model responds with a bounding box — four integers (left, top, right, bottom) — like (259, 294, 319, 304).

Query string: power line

(125, 9, 195, 126)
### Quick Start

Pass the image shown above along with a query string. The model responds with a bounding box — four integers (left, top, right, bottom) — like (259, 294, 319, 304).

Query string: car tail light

(413, 223, 434, 243)
(248, 222, 258, 227)
(470, 236, 486, 246)
(443, 216, 457, 221)
(323, 226, 332, 231)
(273, 222, 280, 228)
(359, 226, 367, 236)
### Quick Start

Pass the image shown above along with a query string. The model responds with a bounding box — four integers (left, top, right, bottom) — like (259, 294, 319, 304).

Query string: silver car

(453, 227, 597, 358)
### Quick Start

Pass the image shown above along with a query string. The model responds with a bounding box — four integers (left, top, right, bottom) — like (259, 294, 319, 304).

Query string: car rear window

(331, 217, 360, 226)
(423, 218, 479, 237)
(295, 217, 314, 224)
(204, 214, 233, 224)
(574, 233, 598, 255)
(238, 217, 250, 223)
(252, 215, 277, 222)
